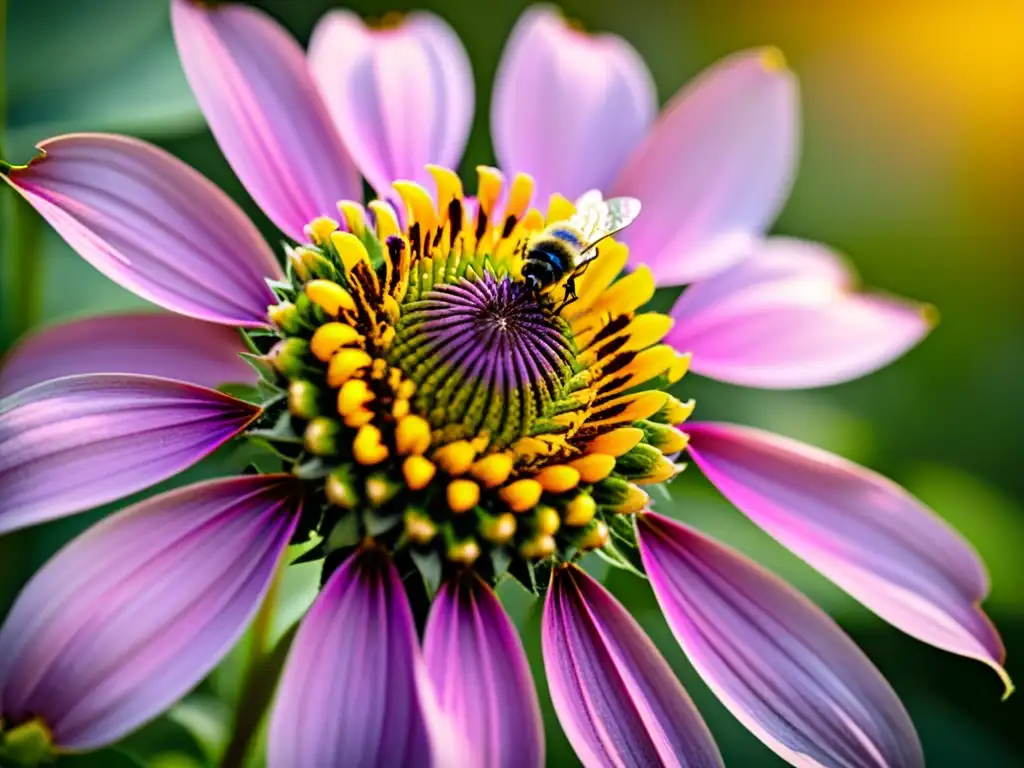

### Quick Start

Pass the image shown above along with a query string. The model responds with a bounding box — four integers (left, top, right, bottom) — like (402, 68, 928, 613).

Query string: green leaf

(166, 695, 231, 767)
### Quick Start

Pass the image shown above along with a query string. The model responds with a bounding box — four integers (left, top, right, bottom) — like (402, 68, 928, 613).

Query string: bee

(521, 196, 642, 312)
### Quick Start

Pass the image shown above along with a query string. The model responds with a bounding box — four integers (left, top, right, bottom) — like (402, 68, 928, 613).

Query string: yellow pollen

(636, 455, 683, 485)
(404, 509, 437, 543)
(590, 391, 669, 427)
(268, 301, 298, 331)
(382, 295, 401, 325)
(366, 475, 398, 506)
(397, 379, 417, 399)
(337, 379, 373, 417)
(290, 246, 333, 281)
(426, 164, 464, 210)
(546, 193, 575, 223)
(311, 322, 362, 362)
(519, 534, 556, 560)
(330, 231, 370, 274)
(622, 313, 675, 352)
(587, 427, 644, 457)
(326, 470, 357, 509)
(393, 181, 438, 233)
(664, 396, 696, 425)
(470, 453, 514, 487)
(500, 479, 543, 513)
(337, 201, 368, 236)
(577, 520, 610, 551)
(668, 352, 692, 384)
(568, 454, 616, 483)
(368, 199, 401, 241)
(306, 280, 355, 316)
(615, 483, 650, 514)
(433, 440, 476, 475)
(535, 505, 561, 535)
(392, 398, 411, 419)
(403, 455, 436, 490)
(504, 173, 535, 221)
(304, 216, 338, 244)
(476, 166, 504, 218)
(563, 494, 597, 526)
(479, 512, 517, 544)
(353, 424, 389, 465)
(304, 417, 338, 456)
(344, 408, 375, 428)
(658, 427, 690, 454)
(396, 415, 432, 455)
(535, 465, 580, 494)
(327, 348, 372, 387)
(448, 538, 481, 565)
(288, 380, 319, 419)
(447, 479, 480, 513)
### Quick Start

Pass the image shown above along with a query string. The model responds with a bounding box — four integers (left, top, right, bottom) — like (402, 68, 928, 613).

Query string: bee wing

(569, 197, 642, 255)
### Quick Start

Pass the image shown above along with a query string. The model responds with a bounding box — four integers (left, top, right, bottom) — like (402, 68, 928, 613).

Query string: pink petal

(172, 0, 360, 241)
(611, 49, 799, 286)
(543, 565, 723, 768)
(0, 312, 255, 398)
(309, 10, 473, 195)
(0, 475, 301, 749)
(0, 374, 259, 534)
(3, 134, 281, 326)
(638, 512, 924, 768)
(668, 238, 934, 388)
(424, 571, 544, 768)
(684, 423, 1010, 693)
(269, 549, 455, 767)
(492, 6, 656, 206)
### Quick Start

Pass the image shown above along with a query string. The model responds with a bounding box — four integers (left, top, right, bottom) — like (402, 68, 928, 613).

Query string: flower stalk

(0, 0, 45, 353)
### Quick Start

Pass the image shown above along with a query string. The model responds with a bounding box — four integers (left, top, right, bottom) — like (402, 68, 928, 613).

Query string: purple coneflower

(0, 2, 1008, 767)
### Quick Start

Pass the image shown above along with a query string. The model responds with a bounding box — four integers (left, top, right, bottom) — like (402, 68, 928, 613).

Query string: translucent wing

(568, 197, 642, 256)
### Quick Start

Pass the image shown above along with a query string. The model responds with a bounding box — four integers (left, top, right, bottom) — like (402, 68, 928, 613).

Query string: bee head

(524, 272, 542, 294)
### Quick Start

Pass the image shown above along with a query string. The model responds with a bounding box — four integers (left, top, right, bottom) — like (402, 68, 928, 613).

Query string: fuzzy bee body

(521, 197, 642, 312)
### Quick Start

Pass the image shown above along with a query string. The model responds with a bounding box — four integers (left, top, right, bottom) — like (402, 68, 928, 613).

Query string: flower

(0, 2, 1008, 767)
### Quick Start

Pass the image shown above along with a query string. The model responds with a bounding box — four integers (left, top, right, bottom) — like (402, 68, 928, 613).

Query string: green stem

(0, 0, 6, 162)
(0, 195, 44, 351)
(220, 560, 291, 768)
(1, 0, 45, 352)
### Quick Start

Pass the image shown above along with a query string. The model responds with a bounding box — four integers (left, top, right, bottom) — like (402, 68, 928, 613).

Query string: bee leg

(556, 276, 579, 314)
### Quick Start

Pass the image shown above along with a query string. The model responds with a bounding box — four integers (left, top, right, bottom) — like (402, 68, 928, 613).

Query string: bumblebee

(521, 196, 641, 312)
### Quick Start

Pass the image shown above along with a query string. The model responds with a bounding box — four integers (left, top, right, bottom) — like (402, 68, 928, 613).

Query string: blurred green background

(2, 0, 1022, 765)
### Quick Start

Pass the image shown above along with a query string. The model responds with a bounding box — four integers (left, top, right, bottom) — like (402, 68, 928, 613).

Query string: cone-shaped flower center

(252, 166, 693, 588)
(392, 274, 575, 446)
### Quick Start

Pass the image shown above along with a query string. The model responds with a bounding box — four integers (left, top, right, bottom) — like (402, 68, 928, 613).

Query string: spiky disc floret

(248, 165, 693, 593)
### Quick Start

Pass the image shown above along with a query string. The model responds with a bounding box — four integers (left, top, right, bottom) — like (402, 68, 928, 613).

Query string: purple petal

(269, 549, 454, 768)
(685, 422, 1009, 691)
(543, 565, 723, 768)
(492, 6, 656, 206)
(424, 571, 543, 768)
(2, 133, 280, 326)
(611, 50, 798, 286)
(638, 512, 924, 768)
(309, 10, 473, 195)
(0, 312, 255, 398)
(172, 0, 360, 241)
(0, 474, 301, 749)
(668, 239, 934, 388)
(0, 374, 259, 534)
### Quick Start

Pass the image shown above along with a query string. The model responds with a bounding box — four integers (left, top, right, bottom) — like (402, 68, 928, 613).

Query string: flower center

(391, 274, 575, 447)
(249, 166, 694, 591)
